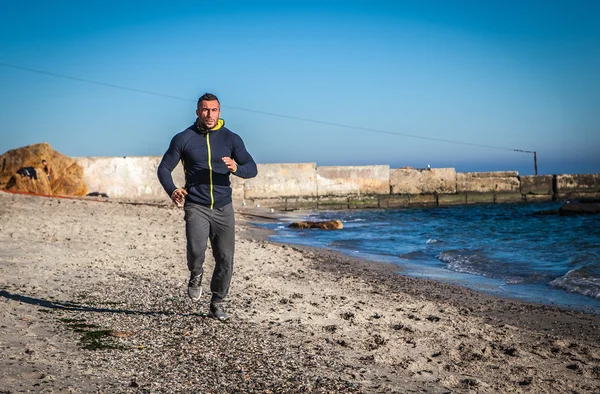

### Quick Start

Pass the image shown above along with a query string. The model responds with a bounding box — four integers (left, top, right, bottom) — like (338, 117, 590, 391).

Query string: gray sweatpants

(184, 202, 235, 303)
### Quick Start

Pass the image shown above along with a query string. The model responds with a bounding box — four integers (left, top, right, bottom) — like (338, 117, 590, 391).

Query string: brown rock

(0, 143, 87, 196)
(109, 330, 134, 338)
(288, 220, 343, 230)
(5, 167, 52, 195)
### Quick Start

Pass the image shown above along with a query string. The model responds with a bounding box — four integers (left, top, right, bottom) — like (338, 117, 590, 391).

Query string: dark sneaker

(208, 302, 228, 321)
(187, 273, 203, 301)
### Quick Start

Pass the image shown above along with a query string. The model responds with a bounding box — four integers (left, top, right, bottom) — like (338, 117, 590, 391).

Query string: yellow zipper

(206, 132, 214, 208)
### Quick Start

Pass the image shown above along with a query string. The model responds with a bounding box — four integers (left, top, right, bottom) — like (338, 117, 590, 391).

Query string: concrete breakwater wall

(74, 157, 600, 210)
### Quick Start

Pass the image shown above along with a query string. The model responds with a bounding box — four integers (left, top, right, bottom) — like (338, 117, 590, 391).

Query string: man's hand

(171, 188, 188, 207)
(222, 157, 238, 173)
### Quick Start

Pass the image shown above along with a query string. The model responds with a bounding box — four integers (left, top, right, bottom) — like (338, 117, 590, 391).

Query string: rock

(109, 330, 134, 338)
(288, 220, 343, 230)
(87, 192, 109, 198)
(0, 143, 87, 196)
(558, 203, 600, 216)
(5, 167, 51, 195)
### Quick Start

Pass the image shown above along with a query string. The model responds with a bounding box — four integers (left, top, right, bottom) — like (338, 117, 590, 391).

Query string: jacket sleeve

(230, 134, 258, 179)
(157, 136, 182, 196)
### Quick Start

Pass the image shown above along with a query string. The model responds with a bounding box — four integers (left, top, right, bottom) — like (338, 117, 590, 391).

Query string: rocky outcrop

(0, 143, 88, 196)
(288, 220, 344, 230)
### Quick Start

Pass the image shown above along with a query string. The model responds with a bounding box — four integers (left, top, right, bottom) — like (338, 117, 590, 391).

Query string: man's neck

(196, 118, 223, 132)
(196, 119, 209, 131)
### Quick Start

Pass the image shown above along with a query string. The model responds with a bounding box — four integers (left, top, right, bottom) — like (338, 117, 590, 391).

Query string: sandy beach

(1, 191, 599, 393)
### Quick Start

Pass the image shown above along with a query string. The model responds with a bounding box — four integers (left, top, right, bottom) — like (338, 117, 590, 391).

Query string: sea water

(257, 202, 600, 314)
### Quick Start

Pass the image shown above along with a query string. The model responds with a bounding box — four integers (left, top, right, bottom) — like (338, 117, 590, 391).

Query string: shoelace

(189, 275, 202, 286)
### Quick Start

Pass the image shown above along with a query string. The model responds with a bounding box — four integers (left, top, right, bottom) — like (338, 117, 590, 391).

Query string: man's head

(196, 93, 220, 130)
(41, 160, 47, 165)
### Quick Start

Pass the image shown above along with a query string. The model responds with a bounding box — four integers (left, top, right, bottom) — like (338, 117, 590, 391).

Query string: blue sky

(1, 0, 599, 175)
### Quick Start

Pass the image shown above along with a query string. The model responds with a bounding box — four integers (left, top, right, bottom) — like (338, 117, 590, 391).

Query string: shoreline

(1, 192, 600, 393)
(238, 210, 600, 344)
(240, 206, 600, 318)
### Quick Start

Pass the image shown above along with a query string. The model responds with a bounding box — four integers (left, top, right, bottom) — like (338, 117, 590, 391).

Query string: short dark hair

(198, 93, 219, 106)
(41, 159, 47, 163)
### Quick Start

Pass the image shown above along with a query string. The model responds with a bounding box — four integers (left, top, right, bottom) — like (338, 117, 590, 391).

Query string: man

(158, 93, 258, 320)
(41, 159, 52, 181)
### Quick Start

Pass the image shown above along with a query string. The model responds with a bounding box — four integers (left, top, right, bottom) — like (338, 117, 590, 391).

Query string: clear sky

(1, 0, 599, 175)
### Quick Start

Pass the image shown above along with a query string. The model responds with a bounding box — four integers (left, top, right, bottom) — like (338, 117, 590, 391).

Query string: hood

(195, 118, 224, 133)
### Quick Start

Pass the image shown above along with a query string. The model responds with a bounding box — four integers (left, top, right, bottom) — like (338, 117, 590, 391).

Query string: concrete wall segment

(494, 192, 523, 203)
(378, 194, 410, 208)
(555, 192, 600, 201)
(243, 163, 317, 199)
(457, 171, 520, 193)
(348, 196, 380, 209)
(317, 196, 349, 210)
(408, 193, 437, 207)
(556, 174, 600, 193)
(73, 155, 600, 209)
(230, 175, 245, 202)
(316, 165, 389, 196)
(438, 193, 467, 206)
(75, 156, 184, 201)
(466, 192, 495, 204)
(461, 171, 519, 178)
(520, 175, 553, 195)
(524, 194, 553, 203)
(390, 168, 456, 194)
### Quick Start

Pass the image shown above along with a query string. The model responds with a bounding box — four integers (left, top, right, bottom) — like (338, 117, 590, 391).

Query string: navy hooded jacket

(157, 119, 257, 209)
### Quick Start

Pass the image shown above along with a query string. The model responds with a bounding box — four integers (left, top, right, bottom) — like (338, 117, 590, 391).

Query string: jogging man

(158, 93, 258, 320)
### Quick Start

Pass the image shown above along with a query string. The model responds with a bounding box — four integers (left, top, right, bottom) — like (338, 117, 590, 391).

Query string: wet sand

(1, 191, 599, 393)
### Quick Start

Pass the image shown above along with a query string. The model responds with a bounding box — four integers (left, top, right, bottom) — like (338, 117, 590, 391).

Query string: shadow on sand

(0, 290, 203, 317)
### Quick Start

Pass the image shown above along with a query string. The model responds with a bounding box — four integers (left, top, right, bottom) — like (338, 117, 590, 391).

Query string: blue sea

(257, 202, 600, 314)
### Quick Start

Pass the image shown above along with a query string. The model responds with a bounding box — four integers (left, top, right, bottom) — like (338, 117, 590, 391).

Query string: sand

(1, 190, 599, 393)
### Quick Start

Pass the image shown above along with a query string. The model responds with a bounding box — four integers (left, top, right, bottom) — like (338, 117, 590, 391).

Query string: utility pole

(514, 149, 538, 175)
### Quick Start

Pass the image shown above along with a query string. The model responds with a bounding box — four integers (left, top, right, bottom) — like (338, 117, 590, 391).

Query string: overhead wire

(0, 62, 534, 154)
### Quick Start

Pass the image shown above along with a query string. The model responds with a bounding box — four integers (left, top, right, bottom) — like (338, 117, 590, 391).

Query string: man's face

(196, 100, 220, 129)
